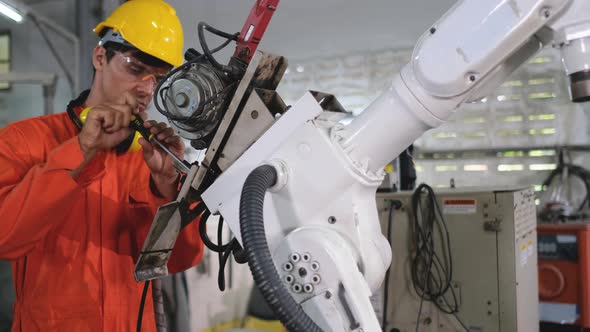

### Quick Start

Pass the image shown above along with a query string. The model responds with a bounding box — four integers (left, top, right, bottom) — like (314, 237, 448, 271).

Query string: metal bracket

(134, 165, 199, 281)
(134, 51, 288, 281)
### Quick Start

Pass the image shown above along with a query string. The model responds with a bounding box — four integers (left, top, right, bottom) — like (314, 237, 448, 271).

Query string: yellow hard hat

(94, 0, 184, 67)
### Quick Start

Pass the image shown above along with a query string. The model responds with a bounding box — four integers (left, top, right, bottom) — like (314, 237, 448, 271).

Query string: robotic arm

(202, 1, 590, 331)
(140, 0, 590, 331)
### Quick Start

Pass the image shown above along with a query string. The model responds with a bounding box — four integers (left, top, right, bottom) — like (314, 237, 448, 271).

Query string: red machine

(538, 223, 590, 328)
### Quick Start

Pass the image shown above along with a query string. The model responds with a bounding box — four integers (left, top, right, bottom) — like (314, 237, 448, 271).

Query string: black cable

(210, 32, 240, 54)
(201, 23, 239, 40)
(199, 210, 231, 253)
(218, 238, 238, 291)
(382, 200, 401, 331)
(239, 165, 322, 331)
(137, 280, 150, 332)
(198, 22, 237, 75)
(217, 216, 226, 290)
(410, 184, 469, 332)
(30, 15, 75, 97)
(196, 207, 244, 291)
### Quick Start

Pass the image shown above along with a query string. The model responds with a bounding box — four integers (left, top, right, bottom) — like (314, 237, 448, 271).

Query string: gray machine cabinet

(376, 187, 538, 332)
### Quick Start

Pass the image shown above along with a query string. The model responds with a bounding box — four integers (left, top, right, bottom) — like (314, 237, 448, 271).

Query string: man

(0, 0, 203, 330)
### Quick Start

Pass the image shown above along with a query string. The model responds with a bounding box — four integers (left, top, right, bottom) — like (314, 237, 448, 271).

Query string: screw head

(328, 216, 337, 224)
(251, 110, 259, 119)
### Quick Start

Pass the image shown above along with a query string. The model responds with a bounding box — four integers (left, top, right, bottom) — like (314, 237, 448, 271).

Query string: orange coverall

(0, 110, 203, 331)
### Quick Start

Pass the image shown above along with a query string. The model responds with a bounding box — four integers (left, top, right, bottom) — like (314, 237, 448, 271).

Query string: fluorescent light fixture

(0, 0, 27, 23)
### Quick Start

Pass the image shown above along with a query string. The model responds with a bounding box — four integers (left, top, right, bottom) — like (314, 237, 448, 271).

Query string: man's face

(96, 46, 170, 114)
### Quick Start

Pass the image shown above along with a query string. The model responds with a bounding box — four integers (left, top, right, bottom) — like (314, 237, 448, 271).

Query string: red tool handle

(233, 0, 279, 63)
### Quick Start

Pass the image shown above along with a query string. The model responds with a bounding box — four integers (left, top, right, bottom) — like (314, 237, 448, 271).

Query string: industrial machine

(376, 187, 538, 332)
(134, 0, 590, 331)
(538, 223, 590, 330)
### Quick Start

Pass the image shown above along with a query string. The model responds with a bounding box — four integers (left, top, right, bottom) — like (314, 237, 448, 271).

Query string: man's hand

(138, 120, 184, 200)
(78, 93, 138, 161)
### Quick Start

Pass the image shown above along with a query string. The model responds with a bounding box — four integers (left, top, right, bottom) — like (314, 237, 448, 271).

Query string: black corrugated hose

(239, 165, 323, 332)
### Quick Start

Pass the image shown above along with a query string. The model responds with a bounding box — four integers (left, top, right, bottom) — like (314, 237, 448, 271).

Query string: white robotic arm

(135, 0, 590, 331)
(344, 0, 590, 175)
(201, 1, 590, 331)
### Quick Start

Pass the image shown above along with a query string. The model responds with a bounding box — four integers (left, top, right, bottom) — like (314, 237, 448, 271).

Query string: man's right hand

(78, 94, 139, 161)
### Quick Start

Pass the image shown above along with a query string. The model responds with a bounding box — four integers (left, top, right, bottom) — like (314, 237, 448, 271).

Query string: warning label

(443, 199, 477, 215)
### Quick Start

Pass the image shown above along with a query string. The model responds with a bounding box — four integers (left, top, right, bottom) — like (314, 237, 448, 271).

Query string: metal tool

(129, 115, 191, 174)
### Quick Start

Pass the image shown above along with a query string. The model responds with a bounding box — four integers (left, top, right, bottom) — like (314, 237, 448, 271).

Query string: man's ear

(92, 46, 107, 72)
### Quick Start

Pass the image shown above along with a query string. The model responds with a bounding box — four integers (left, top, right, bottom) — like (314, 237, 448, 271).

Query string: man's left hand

(138, 120, 184, 200)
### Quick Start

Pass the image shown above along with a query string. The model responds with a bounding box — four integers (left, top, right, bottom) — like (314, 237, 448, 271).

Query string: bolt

(251, 110, 259, 119)
(328, 216, 337, 224)
(488, 301, 492, 305)
(488, 311, 492, 315)
(469, 75, 476, 82)
(325, 291, 332, 299)
(175, 92, 189, 107)
(311, 262, 320, 271)
(430, 27, 436, 34)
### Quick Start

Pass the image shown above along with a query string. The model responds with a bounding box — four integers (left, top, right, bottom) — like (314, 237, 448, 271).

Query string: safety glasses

(112, 51, 169, 87)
